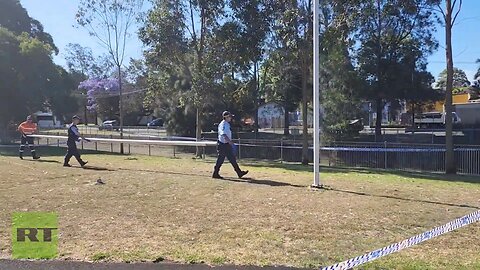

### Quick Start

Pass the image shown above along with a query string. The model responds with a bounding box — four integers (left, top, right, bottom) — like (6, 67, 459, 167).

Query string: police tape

(321, 210, 480, 270)
(19, 135, 480, 153)
(28, 135, 216, 147)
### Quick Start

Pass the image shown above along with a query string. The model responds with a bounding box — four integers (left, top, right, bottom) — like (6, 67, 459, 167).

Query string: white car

(99, 120, 119, 131)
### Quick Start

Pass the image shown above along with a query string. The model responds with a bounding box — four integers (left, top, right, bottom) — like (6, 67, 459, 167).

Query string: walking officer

(17, 115, 40, 160)
(64, 115, 90, 167)
(212, 111, 248, 179)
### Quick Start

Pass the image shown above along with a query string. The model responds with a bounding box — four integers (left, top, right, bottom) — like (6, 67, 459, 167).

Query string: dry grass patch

(0, 148, 479, 269)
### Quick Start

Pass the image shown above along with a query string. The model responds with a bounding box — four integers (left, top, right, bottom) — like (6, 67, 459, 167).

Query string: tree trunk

(195, 107, 202, 157)
(118, 66, 124, 154)
(253, 62, 259, 137)
(375, 98, 383, 141)
(283, 106, 289, 136)
(445, 0, 456, 174)
(411, 102, 415, 134)
(84, 104, 88, 126)
(301, 59, 309, 165)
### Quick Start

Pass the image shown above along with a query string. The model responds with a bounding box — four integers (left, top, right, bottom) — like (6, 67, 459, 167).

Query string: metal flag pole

(312, 0, 321, 188)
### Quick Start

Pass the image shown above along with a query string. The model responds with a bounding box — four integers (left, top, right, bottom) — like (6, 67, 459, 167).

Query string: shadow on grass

(0, 146, 120, 157)
(241, 160, 480, 184)
(220, 177, 305, 188)
(117, 168, 306, 188)
(25, 159, 62, 164)
(323, 186, 479, 210)
(72, 166, 117, 171)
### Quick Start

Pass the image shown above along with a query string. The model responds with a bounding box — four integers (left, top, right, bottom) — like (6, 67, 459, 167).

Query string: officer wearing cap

(212, 111, 248, 179)
(64, 115, 90, 167)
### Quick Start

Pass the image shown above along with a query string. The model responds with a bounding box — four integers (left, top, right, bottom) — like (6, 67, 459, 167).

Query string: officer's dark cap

(222, 111, 234, 118)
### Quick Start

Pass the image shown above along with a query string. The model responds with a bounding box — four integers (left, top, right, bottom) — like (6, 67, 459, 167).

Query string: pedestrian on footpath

(212, 111, 248, 179)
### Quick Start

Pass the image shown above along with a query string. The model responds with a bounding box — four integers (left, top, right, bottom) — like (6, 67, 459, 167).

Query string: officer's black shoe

(19, 153, 23, 160)
(237, 170, 249, 179)
(80, 161, 88, 167)
(63, 164, 71, 167)
(32, 154, 40, 160)
(212, 173, 224, 179)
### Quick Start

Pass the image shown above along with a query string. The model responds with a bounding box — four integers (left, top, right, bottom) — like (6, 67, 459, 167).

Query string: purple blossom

(78, 78, 119, 111)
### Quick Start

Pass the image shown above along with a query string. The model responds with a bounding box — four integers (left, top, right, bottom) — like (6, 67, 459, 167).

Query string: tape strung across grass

(28, 135, 216, 147)
(321, 210, 480, 270)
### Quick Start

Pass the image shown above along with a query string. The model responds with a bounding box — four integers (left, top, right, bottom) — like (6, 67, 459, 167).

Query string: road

(0, 260, 304, 270)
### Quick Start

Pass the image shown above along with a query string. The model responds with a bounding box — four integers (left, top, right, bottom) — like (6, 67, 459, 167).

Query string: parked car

(147, 118, 164, 128)
(99, 120, 119, 131)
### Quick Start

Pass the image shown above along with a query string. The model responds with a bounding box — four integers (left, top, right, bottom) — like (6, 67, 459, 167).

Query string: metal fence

(10, 135, 480, 176)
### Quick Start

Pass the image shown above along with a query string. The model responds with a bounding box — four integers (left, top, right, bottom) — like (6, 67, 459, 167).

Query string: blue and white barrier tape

(321, 210, 480, 270)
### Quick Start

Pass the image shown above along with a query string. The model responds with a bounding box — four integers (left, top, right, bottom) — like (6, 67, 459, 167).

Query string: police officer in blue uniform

(212, 111, 248, 179)
(64, 115, 90, 167)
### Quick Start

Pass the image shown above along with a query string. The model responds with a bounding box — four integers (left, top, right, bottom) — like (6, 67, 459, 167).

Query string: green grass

(0, 147, 479, 269)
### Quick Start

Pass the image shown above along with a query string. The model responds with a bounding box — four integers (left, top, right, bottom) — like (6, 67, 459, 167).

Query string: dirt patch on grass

(0, 152, 479, 269)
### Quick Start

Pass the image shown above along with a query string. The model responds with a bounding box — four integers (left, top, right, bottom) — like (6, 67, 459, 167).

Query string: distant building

(257, 102, 284, 129)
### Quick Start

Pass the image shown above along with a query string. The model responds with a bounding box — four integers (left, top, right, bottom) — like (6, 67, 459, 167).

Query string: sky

(20, 0, 480, 82)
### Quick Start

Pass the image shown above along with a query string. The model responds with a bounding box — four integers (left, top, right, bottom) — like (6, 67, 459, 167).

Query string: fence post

(81, 140, 84, 150)
(110, 135, 113, 153)
(384, 141, 388, 169)
(148, 144, 151, 156)
(128, 135, 131, 154)
(173, 146, 176, 158)
(95, 141, 98, 151)
(57, 132, 60, 147)
(280, 138, 284, 163)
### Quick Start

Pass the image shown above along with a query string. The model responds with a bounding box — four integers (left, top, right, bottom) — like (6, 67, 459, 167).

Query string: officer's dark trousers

(214, 141, 241, 175)
(19, 135, 36, 157)
(64, 142, 84, 165)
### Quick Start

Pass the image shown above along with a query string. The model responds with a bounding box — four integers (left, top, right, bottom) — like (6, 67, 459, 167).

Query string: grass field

(0, 147, 479, 269)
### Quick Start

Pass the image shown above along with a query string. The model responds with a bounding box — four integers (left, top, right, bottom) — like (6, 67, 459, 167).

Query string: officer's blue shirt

(218, 120, 232, 143)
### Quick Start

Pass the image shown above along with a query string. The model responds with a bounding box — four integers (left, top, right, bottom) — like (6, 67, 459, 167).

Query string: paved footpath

(0, 260, 305, 270)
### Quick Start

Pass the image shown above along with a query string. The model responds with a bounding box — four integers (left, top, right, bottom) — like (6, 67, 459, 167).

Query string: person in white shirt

(212, 111, 248, 179)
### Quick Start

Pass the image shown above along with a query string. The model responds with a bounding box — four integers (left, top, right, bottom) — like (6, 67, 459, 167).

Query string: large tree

(0, 0, 57, 53)
(0, 0, 78, 142)
(434, 0, 463, 174)
(76, 0, 144, 153)
(435, 67, 470, 92)
(356, 0, 437, 141)
(64, 43, 114, 124)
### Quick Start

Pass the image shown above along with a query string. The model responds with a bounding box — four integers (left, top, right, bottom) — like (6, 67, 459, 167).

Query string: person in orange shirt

(17, 115, 40, 160)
